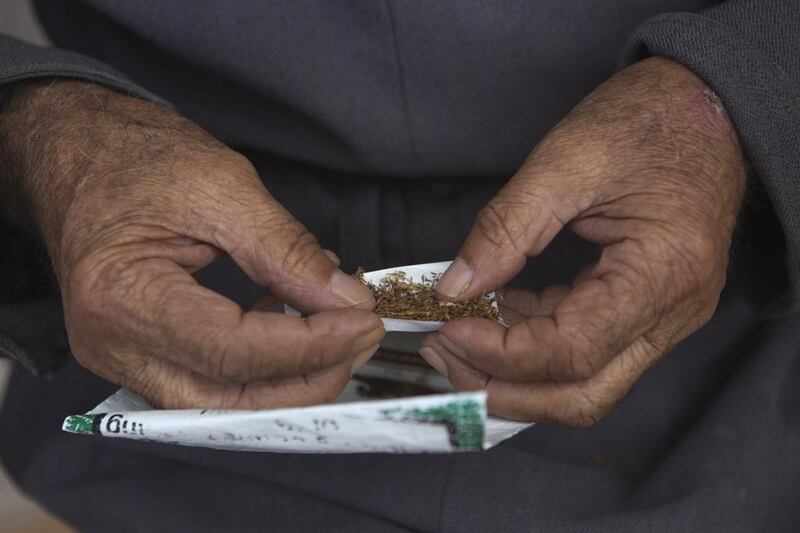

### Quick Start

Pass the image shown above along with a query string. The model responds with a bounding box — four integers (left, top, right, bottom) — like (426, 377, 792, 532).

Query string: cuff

(0, 34, 171, 109)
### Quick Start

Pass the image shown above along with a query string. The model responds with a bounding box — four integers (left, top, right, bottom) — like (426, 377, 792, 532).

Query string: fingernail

(323, 249, 341, 266)
(419, 347, 449, 378)
(330, 270, 374, 309)
(436, 258, 473, 299)
(438, 333, 469, 360)
(351, 344, 380, 376)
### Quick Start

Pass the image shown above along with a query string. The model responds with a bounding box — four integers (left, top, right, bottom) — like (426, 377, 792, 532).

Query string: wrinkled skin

(0, 80, 384, 409)
(423, 57, 747, 427)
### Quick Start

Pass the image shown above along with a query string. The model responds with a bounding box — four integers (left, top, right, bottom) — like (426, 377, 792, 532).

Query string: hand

(0, 80, 384, 408)
(420, 57, 746, 426)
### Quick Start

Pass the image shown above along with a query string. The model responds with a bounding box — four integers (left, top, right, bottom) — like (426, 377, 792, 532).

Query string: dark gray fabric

(0, 300, 69, 377)
(0, 1, 799, 531)
(28, 0, 716, 178)
(0, 32, 168, 107)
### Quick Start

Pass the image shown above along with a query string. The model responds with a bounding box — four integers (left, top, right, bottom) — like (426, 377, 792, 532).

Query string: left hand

(419, 57, 747, 426)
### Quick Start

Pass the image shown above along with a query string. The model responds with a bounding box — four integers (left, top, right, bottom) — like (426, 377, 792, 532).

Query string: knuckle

(235, 211, 320, 280)
(475, 204, 507, 247)
(297, 344, 328, 376)
(201, 149, 259, 186)
(659, 229, 720, 296)
(679, 297, 719, 338)
(222, 150, 257, 176)
(280, 229, 323, 277)
(125, 361, 164, 404)
(475, 201, 530, 255)
(318, 377, 347, 404)
(506, 324, 537, 378)
(563, 349, 599, 381)
(535, 381, 615, 429)
(567, 390, 611, 428)
(66, 252, 144, 330)
(683, 234, 719, 286)
(303, 315, 354, 368)
(65, 255, 109, 316)
(632, 333, 665, 367)
(695, 298, 719, 325)
(552, 320, 603, 381)
(567, 410, 604, 429)
(114, 356, 190, 409)
(203, 331, 249, 383)
(302, 371, 349, 405)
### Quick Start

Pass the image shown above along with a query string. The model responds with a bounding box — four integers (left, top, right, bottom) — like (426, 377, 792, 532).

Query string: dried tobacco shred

(355, 267, 500, 322)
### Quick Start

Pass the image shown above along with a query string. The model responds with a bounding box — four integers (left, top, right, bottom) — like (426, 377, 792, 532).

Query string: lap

(2, 290, 798, 532)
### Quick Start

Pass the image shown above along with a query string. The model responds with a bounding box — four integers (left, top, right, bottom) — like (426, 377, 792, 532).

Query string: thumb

(436, 176, 578, 301)
(217, 192, 373, 313)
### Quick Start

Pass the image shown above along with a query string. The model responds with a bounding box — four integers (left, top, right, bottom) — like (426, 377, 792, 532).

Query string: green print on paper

(63, 414, 100, 435)
(382, 399, 484, 451)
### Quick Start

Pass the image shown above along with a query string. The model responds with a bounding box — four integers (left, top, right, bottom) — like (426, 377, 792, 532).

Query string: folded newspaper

(62, 262, 532, 453)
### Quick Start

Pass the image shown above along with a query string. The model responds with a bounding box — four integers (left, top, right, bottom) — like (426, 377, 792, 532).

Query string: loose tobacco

(355, 268, 500, 322)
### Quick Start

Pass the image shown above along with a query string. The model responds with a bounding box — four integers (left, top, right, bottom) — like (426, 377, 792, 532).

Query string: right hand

(0, 80, 384, 408)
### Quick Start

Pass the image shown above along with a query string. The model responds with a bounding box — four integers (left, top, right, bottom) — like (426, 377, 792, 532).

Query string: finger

(229, 199, 371, 313)
(351, 343, 381, 375)
(323, 249, 341, 266)
(250, 292, 284, 313)
(185, 161, 373, 313)
(122, 344, 380, 410)
(85, 257, 385, 383)
(419, 333, 486, 386)
(247, 253, 345, 312)
(160, 236, 224, 273)
(437, 238, 663, 382)
(498, 286, 571, 324)
(421, 333, 662, 425)
(435, 171, 586, 301)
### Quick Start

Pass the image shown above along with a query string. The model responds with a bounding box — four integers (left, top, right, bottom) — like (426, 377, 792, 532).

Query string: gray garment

(1, 158, 799, 532)
(0, 1, 799, 531)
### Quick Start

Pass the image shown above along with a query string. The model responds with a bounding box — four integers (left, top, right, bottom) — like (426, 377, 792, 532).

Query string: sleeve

(621, 0, 800, 318)
(0, 34, 171, 377)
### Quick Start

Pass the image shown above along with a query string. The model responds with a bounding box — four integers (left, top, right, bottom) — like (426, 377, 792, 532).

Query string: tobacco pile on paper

(355, 268, 500, 322)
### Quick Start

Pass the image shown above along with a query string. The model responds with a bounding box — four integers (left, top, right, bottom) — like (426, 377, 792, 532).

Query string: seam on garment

(384, 0, 419, 175)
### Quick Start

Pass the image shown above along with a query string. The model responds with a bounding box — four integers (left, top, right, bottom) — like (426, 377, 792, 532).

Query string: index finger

(438, 238, 665, 382)
(98, 257, 384, 383)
